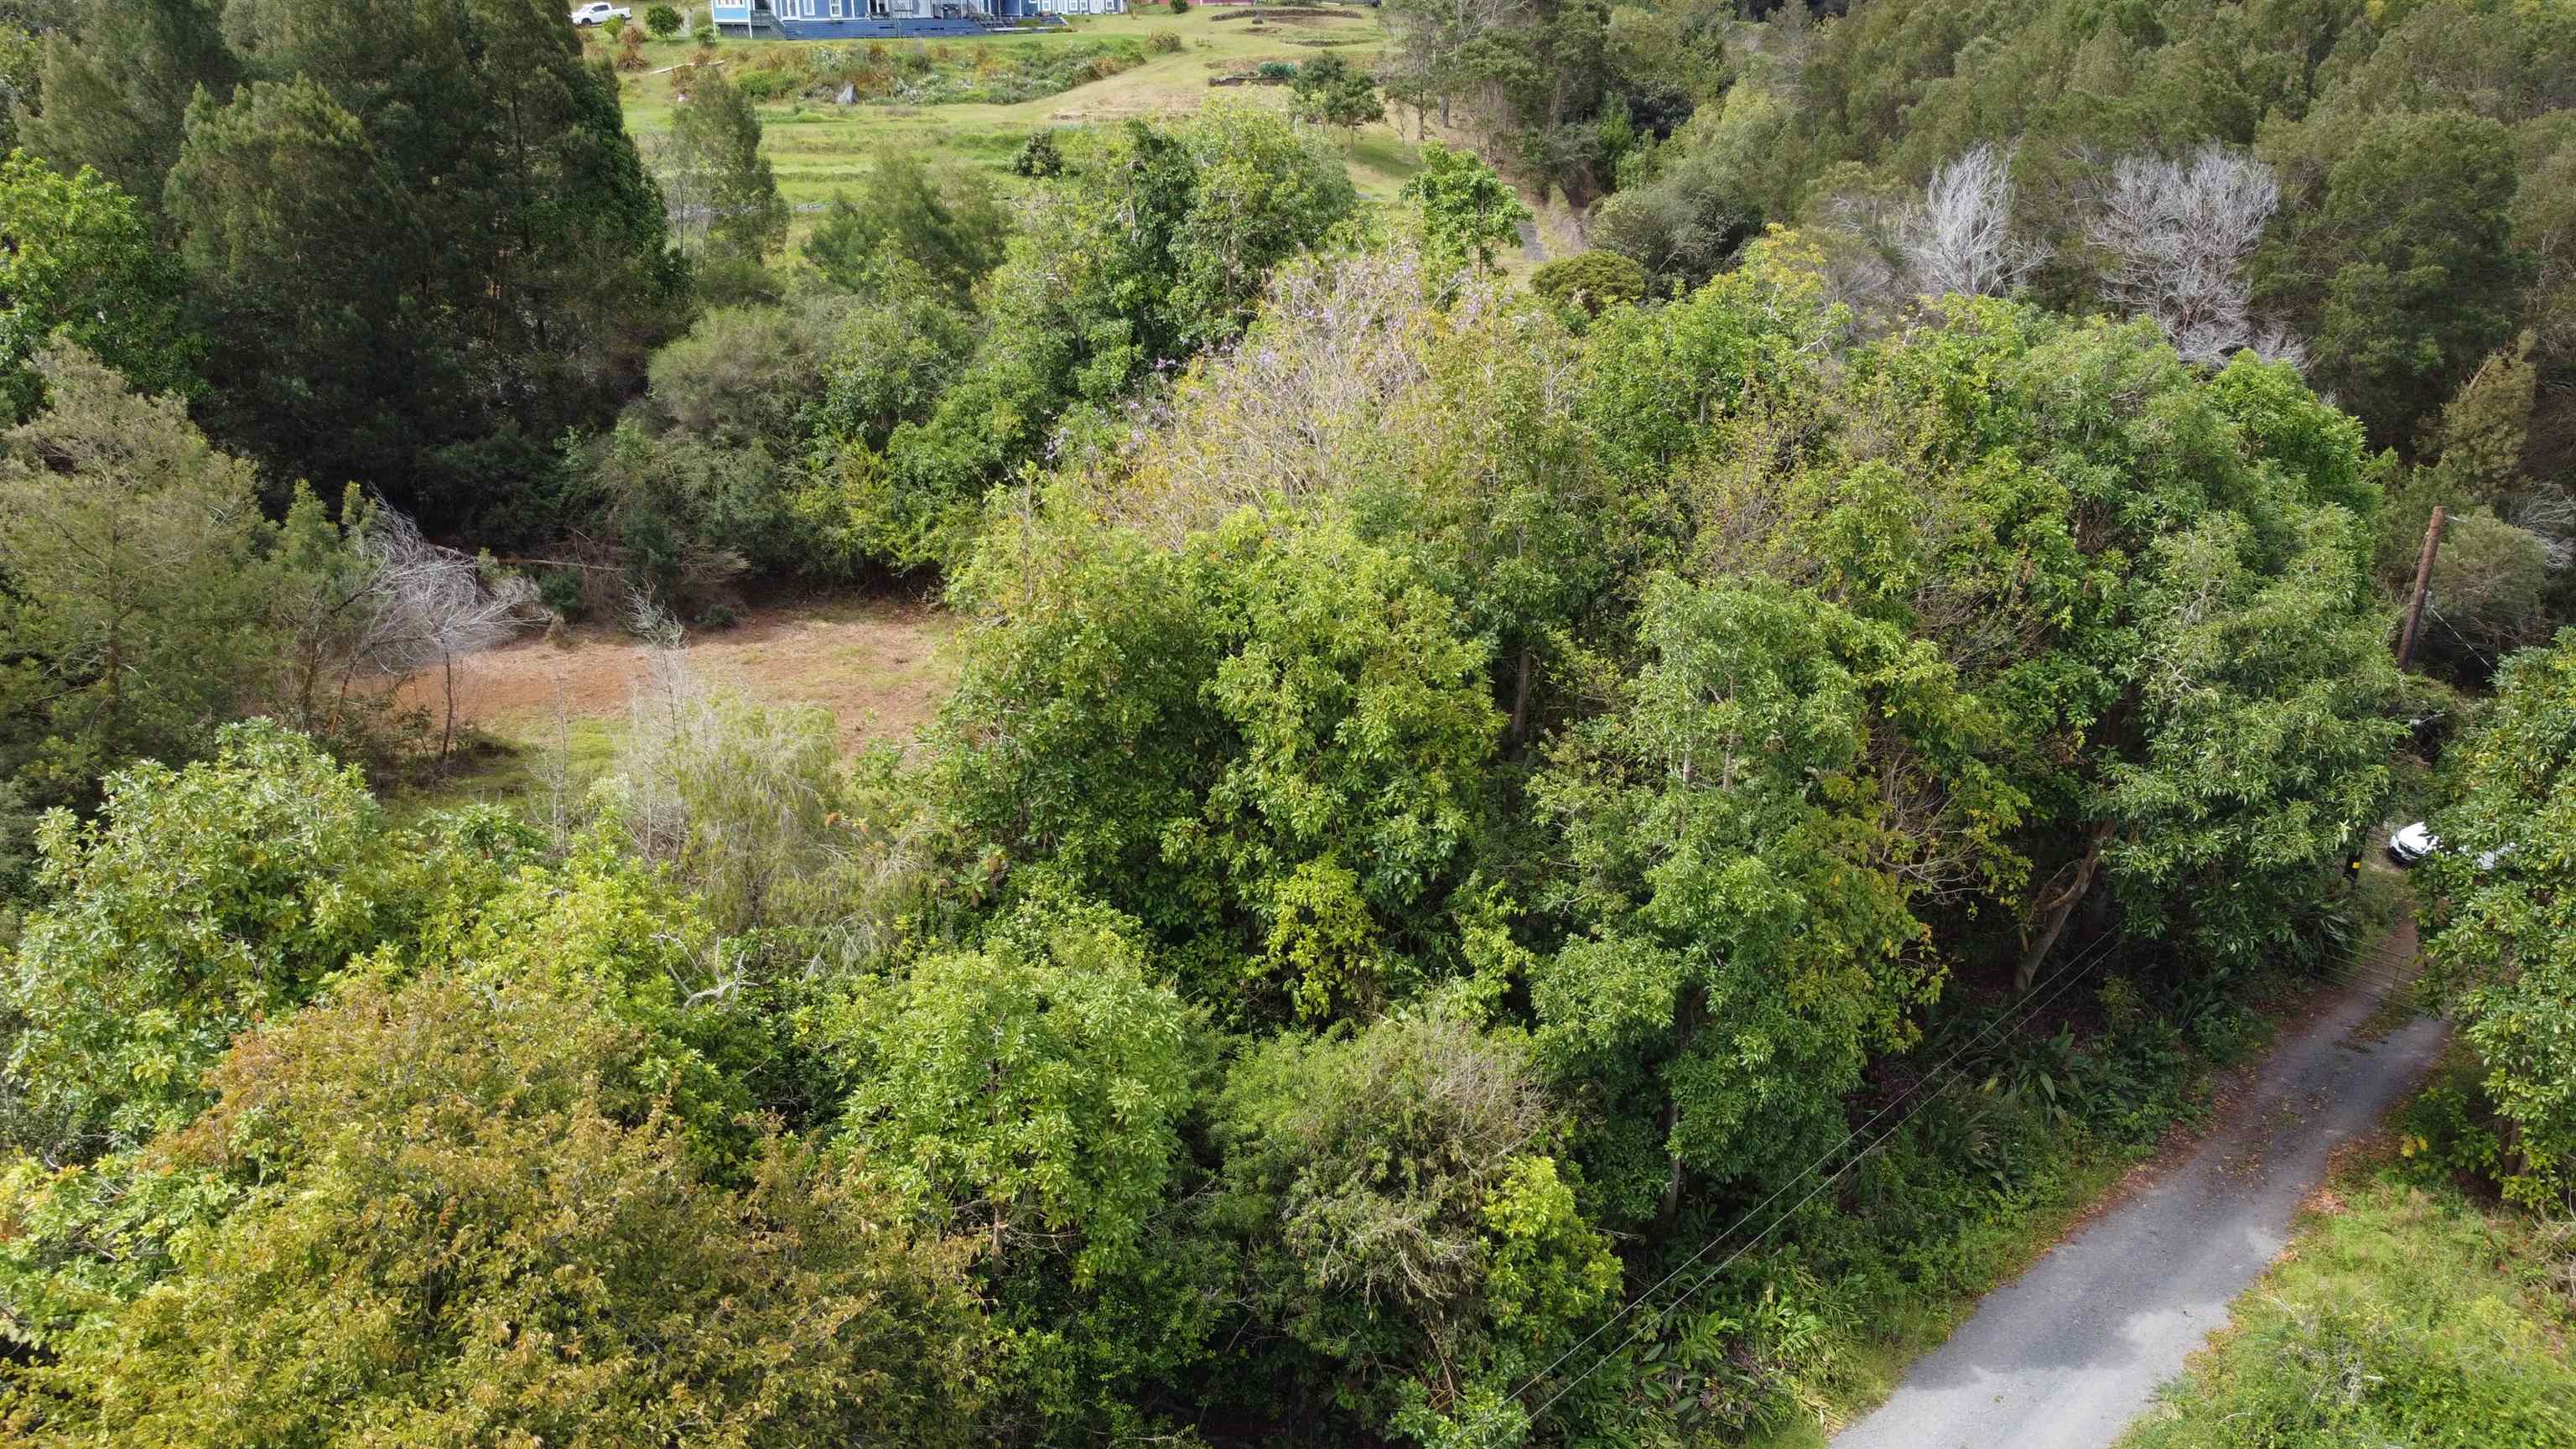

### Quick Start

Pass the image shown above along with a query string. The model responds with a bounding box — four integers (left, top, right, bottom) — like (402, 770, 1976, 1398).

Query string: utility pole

(2396, 505, 2446, 671)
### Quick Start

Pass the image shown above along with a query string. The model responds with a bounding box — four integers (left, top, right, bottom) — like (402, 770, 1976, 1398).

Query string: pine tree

(0, 345, 270, 800)
(660, 66, 787, 265)
(18, 0, 235, 216)
(39, 0, 684, 534)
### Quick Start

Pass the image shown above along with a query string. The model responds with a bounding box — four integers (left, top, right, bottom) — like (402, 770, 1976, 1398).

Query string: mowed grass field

(605, 5, 1436, 220)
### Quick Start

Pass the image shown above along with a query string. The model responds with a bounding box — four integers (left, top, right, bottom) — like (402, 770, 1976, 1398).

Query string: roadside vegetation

(0, 0, 2568, 1446)
(2126, 623, 2576, 1447)
(2122, 1058, 2576, 1449)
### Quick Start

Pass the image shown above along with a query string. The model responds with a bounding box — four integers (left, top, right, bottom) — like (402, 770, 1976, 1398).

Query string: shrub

(616, 25, 647, 69)
(804, 153, 1011, 306)
(1170, 0, 1188, 11)
(0, 722, 499, 1156)
(1217, 1010, 1618, 1441)
(1256, 60, 1296, 81)
(730, 65, 796, 100)
(1010, 129, 1066, 178)
(1289, 51, 1381, 129)
(603, 11, 626, 38)
(1531, 250, 1649, 314)
(823, 892, 1212, 1415)
(1149, 29, 1182, 53)
(538, 568, 588, 621)
(645, 2, 681, 35)
(1403, 140, 1532, 273)
(693, 20, 716, 44)
(0, 970, 989, 1449)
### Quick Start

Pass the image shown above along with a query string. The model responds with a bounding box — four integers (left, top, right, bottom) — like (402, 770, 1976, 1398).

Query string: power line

(1513, 925, 2432, 1437)
(1509, 927, 2127, 1426)
(1519, 940, 2118, 1431)
(2424, 600, 2496, 673)
(1504, 925, 2123, 1407)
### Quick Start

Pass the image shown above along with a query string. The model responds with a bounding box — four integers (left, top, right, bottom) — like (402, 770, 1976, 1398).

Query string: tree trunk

(1509, 645, 1534, 745)
(1659, 1103, 1685, 1223)
(2016, 823, 2111, 992)
(440, 650, 459, 766)
(1659, 985, 1703, 1223)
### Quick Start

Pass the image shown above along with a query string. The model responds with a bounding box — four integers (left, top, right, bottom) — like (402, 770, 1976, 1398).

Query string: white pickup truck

(568, 2, 632, 23)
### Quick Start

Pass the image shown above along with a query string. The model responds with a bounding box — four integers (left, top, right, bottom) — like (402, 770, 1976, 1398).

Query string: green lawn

(605, 5, 1426, 221)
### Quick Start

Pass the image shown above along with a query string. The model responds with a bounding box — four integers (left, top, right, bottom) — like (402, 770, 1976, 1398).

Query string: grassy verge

(2119, 1057, 2576, 1448)
(382, 719, 622, 830)
(1737, 1150, 2149, 1449)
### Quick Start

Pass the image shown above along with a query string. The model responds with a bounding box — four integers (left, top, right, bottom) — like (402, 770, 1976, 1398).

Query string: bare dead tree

(1812, 188, 1912, 325)
(613, 592, 706, 869)
(1092, 246, 1471, 545)
(2089, 145, 2306, 367)
(2506, 488, 2576, 571)
(349, 509, 543, 763)
(1898, 143, 2047, 299)
(268, 499, 538, 764)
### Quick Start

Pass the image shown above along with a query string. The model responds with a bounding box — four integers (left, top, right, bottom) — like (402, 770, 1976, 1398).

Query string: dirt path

(1831, 926, 2447, 1449)
(393, 595, 956, 754)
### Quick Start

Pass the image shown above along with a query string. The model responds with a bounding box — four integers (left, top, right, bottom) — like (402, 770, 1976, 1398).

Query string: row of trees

(0, 0, 2563, 1442)
(2419, 631, 2576, 1214)
(581, 100, 1545, 608)
(0, 0, 750, 860)
(0, 0, 1483, 878)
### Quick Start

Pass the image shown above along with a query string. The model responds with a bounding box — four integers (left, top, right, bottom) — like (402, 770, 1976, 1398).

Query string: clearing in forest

(393, 594, 956, 760)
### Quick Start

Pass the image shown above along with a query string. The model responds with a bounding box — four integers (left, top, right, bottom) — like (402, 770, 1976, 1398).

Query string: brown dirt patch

(392, 595, 958, 755)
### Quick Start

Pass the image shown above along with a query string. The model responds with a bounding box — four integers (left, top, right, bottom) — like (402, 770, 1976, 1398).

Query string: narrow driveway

(1832, 930, 2448, 1449)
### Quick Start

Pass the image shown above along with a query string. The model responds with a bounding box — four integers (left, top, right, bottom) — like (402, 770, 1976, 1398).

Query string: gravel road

(1831, 930, 2448, 1449)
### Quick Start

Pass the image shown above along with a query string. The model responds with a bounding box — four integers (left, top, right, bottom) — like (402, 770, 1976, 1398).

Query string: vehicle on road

(2387, 821, 2439, 865)
(2386, 820, 2512, 870)
(569, 2, 631, 23)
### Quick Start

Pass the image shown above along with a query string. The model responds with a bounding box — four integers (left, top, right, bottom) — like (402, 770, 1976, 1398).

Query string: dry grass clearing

(395, 594, 958, 757)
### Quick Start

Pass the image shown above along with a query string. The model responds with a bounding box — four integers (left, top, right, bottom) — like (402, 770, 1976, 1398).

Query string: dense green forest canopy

(0, 0, 2569, 1443)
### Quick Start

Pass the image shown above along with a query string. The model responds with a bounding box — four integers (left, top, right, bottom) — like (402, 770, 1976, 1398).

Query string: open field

(598, 4, 1609, 259)
(608, 7, 1427, 204)
(396, 594, 955, 751)
(387, 594, 957, 814)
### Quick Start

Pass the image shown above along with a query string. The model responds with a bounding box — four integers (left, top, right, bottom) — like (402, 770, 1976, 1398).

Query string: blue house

(709, 0, 1121, 39)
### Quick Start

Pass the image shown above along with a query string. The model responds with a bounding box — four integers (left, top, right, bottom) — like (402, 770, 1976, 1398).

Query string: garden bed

(723, 35, 1159, 106)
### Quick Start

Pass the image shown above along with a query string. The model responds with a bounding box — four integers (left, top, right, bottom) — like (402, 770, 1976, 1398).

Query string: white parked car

(2387, 821, 2439, 866)
(569, 2, 632, 23)
(2386, 820, 2512, 870)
